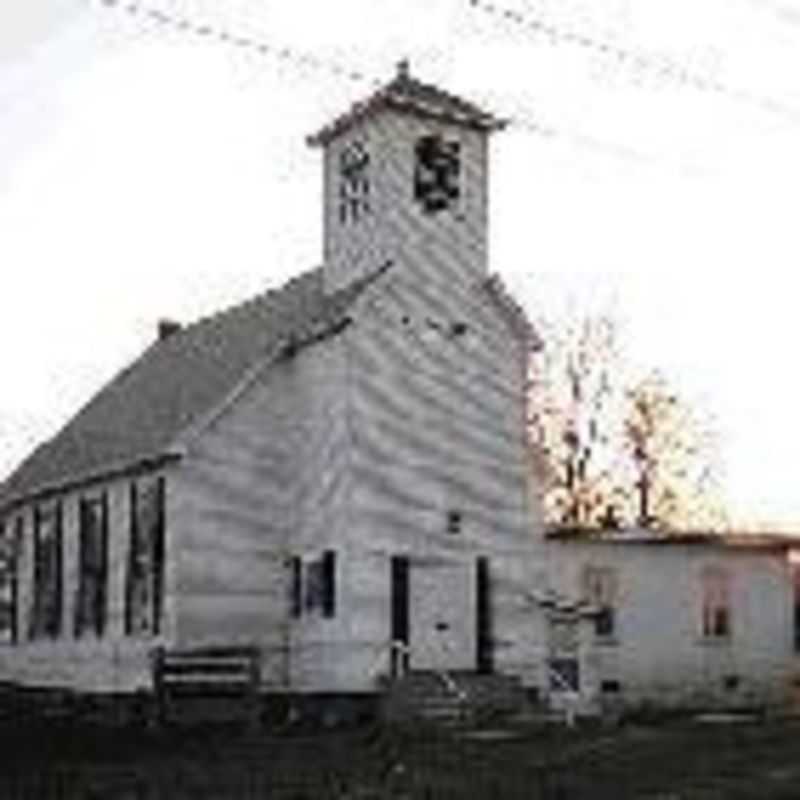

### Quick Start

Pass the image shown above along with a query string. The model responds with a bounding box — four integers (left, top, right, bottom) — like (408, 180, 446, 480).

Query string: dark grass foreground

(2, 711, 800, 799)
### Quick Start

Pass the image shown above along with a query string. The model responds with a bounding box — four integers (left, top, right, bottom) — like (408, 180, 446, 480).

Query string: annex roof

(0, 266, 379, 510)
(546, 528, 795, 553)
(307, 61, 506, 147)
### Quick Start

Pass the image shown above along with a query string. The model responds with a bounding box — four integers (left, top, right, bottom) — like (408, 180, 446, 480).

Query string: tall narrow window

(30, 503, 63, 639)
(125, 477, 165, 636)
(0, 519, 20, 644)
(75, 494, 109, 638)
(582, 565, 618, 639)
(338, 141, 370, 224)
(701, 566, 731, 639)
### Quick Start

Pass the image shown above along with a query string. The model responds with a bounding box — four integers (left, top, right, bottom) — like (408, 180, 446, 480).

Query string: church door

(409, 560, 476, 672)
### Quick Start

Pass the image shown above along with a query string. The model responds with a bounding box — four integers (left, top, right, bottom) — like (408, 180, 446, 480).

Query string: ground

(2, 710, 800, 798)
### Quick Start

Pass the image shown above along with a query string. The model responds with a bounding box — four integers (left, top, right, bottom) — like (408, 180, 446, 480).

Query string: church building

(0, 64, 547, 704)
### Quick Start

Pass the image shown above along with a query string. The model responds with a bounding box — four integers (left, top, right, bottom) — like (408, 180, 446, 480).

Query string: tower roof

(307, 61, 506, 147)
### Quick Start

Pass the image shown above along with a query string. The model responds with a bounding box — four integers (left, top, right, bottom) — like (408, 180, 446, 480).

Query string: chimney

(158, 319, 182, 341)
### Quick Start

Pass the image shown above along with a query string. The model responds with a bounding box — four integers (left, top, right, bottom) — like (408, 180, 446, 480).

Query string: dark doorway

(476, 556, 494, 674)
(390, 556, 410, 677)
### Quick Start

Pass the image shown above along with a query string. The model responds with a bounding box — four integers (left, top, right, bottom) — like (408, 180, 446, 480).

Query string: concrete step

(382, 671, 532, 726)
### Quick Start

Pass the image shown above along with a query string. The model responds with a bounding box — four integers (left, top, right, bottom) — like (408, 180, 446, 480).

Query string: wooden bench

(152, 645, 261, 727)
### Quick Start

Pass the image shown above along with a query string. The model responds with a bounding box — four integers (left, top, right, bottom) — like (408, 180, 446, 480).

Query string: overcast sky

(1, 0, 799, 530)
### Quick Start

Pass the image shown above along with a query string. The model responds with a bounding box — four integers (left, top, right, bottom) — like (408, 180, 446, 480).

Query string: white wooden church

(1, 64, 797, 719)
(0, 64, 547, 705)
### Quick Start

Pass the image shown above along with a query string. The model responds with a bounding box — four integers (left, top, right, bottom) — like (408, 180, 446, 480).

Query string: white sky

(1, 0, 799, 530)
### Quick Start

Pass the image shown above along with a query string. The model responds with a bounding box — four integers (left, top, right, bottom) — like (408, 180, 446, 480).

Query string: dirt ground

(2, 712, 800, 798)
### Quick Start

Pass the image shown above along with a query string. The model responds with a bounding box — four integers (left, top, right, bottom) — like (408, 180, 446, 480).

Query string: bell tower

(308, 62, 506, 295)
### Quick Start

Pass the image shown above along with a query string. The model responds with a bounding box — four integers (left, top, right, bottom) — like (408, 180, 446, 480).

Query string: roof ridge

(163, 266, 323, 342)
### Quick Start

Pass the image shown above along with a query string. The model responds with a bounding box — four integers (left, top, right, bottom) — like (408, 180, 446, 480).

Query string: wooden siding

(0, 469, 177, 693)
(315, 260, 545, 691)
(171, 337, 353, 690)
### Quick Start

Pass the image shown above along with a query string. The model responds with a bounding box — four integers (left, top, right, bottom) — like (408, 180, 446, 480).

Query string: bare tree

(527, 312, 625, 529)
(528, 314, 726, 533)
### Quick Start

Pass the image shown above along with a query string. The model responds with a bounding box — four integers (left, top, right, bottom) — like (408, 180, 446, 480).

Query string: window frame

(124, 477, 166, 637)
(30, 502, 63, 640)
(582, 565, 618, 642)
(74, 492, 109, 639)
(0, 518, 21, 645)
(299, 550, 337, 619)
(700, 565, 732, 641)
(414, 134, 461, 214)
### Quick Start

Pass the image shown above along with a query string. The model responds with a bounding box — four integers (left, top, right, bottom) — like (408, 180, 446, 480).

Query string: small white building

(546, 530, 798, 713)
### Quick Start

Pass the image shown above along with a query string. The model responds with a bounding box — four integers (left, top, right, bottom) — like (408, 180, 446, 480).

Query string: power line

(96, 0, 379, 86)
(468, 0, 800, 126)
(93, 0, 706, 174)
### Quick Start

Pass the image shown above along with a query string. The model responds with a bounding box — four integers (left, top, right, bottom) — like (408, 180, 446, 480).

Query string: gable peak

(307, 64, 506, 147)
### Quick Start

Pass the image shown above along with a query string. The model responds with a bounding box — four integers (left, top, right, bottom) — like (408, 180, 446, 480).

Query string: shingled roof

(0, 267, 378, 510)
(307, 61, 506, 147)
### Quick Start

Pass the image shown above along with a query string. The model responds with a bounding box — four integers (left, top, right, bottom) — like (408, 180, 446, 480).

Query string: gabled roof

(0, 266, 382, 511)
(308, 62, 506, 147)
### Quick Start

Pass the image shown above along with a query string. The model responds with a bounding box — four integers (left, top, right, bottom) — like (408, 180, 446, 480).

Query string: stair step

(381, 671, 532, 727)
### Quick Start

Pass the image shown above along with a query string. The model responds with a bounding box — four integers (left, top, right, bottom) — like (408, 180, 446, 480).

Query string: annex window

(582, 565, 618, 640)
(30, 503, 63, 640)
(74, 494, 109, 638)
(701, 566, 731, 640)
(0, 519, 20, 644)
(125, 477, 165, 636)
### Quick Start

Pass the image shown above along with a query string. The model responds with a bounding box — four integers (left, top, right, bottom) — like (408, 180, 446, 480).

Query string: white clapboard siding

(547, 539, 795, 709)
(324, 111, 488, 295)
(172, 336, 354, 689)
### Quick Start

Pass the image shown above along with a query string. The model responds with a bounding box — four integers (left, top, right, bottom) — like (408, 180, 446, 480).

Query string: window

(75, 494, 109, 638)
(414, 135, 460, 214)
(302, 550, 336, 618)
(549, 657, 580, 693)
(582, 565, 618, 640)
(30, 503, 63, 639)
(338, 141, 370, 224)
(125, 477, 165, 636)
(701, 566, 732, 639)
(446, 510, 462, 535)
(0, 518, 20, 644)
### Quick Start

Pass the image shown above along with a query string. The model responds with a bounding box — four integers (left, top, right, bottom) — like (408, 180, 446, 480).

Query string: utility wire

(469, 0, 800, 126)
(96, 0, 379, 86)
(94, 0, 707, 173)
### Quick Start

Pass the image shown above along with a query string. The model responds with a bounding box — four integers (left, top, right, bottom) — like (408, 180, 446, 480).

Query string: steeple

(310, 66, 505, 294)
